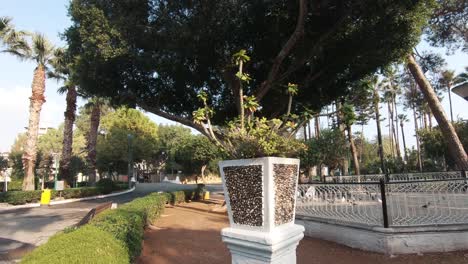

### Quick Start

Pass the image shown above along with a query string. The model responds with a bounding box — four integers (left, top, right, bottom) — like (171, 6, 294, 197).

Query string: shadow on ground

(137, 202, 468, 264)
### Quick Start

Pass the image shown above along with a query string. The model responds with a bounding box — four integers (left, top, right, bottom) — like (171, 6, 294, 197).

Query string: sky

(0, 1, 467, 153)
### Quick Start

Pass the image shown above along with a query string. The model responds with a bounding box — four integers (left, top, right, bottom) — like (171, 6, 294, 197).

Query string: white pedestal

(221, 224, 304, 264)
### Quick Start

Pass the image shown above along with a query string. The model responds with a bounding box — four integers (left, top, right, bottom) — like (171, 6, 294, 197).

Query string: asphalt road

(0, 183, 223, 262)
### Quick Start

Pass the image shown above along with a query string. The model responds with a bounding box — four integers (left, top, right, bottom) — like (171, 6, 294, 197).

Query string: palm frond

(31, 32, 54, 65)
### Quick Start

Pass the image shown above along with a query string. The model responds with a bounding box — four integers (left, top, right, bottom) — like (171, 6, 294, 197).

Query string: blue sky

(0, 1, 467, 152)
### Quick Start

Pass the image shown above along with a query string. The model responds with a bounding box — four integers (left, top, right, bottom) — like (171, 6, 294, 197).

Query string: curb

(0, 187, 135, 212)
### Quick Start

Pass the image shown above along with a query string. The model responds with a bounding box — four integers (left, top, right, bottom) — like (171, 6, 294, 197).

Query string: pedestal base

(221, 224, 305, 264)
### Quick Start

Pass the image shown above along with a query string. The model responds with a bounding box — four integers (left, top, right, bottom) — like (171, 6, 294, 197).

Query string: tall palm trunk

(373, 85, 386, 174)
(407, 54, 468, 170)
(400, 121, 408, 163)
(22, 65, 46, 191)
(87, 103, 101, 186)
(447, 85, 454, 122)
(315, 116, 320, 138)
(336, 102, 349, 175)
(59, 86, 77, 187)
(412, 104, 423, 172)
(387, 102, 395, 158)
(346, 125, 360, 176)
(393, 98, 401, 158)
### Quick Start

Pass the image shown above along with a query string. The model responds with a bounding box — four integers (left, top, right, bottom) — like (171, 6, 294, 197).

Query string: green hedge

(21, 225, 129, 264)
(0, 185, 126, 205)
(21, 193, 167, 263)
(90, 193, 167, 259)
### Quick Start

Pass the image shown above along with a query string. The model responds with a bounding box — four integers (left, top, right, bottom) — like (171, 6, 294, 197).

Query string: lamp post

(127, 134, 134, 189)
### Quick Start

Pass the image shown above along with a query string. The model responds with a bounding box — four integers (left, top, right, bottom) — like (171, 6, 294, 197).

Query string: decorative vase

(218, 157, 304, 264)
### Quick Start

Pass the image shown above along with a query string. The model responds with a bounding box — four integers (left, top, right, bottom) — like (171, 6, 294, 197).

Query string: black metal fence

(296, 171, 468, 228)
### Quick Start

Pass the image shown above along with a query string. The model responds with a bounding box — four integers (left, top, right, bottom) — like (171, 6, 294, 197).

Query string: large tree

(49, 48, 79, 187)
(406, 54, 468, 170)
(1, 20, 55, 190)
(65, 0, 434, 138)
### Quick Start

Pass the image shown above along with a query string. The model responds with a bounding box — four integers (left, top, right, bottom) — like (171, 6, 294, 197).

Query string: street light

(127, 134, 134, 189)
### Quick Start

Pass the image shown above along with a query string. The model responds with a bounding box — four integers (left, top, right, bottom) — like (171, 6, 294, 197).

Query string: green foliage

(419, 121, 468, 170)
(97, 107, 158, 174)
(90, 193, 166, 259)
(300, 129, 347, 172)
(65, 0, 434, 129)
(0, 190, 42, 205)
(0, 186, 124, 205)
(168, 191, 186, 205)
(20, 225, 129, 264)
(219, 117, 306, 159)
(96, 178, 117, 194)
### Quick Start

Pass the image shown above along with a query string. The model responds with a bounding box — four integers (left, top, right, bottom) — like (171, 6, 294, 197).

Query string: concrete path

(0, 183, 223, 262)
(138, 202, 468, 264)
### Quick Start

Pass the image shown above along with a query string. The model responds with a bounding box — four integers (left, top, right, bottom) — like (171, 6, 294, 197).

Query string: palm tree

(370, 77, 387, 174)
(84, 98, 106, 186)
(439, 70, 455, 122)
(407, 54, 468, 170)
(397, 114, 409, 163)
(454, 67, 468, 85)
(2, 22, 54, 190)
(48, 48, 78, 187)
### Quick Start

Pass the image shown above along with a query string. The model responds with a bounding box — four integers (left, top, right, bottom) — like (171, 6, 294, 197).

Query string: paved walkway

(137, 202, 468, 264)
(0, 183, 223, 262)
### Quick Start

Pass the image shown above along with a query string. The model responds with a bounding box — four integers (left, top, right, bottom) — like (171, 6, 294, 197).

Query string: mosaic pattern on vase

(223, 165, 263, 226)
(273, 164, 298, 226)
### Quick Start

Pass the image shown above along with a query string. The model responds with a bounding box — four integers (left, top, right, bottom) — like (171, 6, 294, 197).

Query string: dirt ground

(137, 202, 468, 264)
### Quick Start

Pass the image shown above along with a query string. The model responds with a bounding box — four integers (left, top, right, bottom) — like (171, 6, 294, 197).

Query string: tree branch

(255, 0, 308, 102)
(138, 102, 209, 137)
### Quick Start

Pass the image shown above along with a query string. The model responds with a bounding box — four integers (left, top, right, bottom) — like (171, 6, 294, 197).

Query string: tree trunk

(22, 65, 46, 191)
(392, 99, 401, 159)
(200, 164, 207, 184)
(387, 102, 395, 158)
(447, 86, 453, 122)
(400, 121, 408, 163)
(308, 119, 312, 139)
(59, 86, 77, 187)
(407, 54, 468, 170)
(373, 84, 386, 174)
(336, 102, 349, 176)
(412, 105, 423, 172)
(303, 124, 308, 141)
(87, 102, 101, 186)
(347, 125, 360, 176)
(315, 117, 320, 138)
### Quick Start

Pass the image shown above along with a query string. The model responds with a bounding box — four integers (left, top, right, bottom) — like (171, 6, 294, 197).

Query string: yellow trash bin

(203, 191, 210, 200)
(40, 189, 51, 206)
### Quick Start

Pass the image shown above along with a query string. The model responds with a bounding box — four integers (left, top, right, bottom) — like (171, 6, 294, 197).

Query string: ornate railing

(296, 177, 468, 228)
(324, 171, 465, 183)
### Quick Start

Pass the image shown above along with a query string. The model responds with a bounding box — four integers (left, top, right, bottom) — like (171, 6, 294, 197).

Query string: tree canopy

(65, 0, 435, 134)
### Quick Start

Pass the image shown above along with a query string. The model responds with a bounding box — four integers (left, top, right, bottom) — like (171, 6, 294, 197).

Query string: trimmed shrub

(89, 193, 167, 259)
(96, 178, 117, 194)
(0, 190, 43, 205)
(1, 184, 126, 205)
(170, 191, 186, 204)
(90, 209, 145, 259)
(20, 225, 129, 264)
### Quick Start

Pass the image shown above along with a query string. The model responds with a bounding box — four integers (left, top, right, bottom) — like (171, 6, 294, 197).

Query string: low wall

(295, 215, 468, 255)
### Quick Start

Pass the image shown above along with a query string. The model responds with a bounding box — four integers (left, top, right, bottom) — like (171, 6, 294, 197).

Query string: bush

(0, 183, 129, 205)
(96, 178, 117, 194)
(89, 193, 167, 259)
(0, 190, 43, 205)
(166, 191, 185, 205)
(90, 209, 144, 259)
(21, 225, 129, 264)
